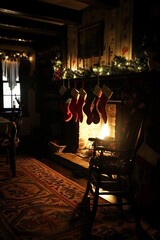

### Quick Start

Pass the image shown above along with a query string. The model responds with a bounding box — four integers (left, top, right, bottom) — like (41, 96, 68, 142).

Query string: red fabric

(76, 96, 86, 122)
(92, 96, 100, 124)
(83, 94, 95, 125)
(70, 95, 79, 122)
(97, 94, 108, 123)
(59, 89, 72, 122)
(60, 99, 72, 122)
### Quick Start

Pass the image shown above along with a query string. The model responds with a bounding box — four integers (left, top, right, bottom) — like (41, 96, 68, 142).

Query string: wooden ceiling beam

(0, 0, 120, 45)
(0, 15, 63, 34)
(76, 0, 120, 9)
(0, 0, 83, 25)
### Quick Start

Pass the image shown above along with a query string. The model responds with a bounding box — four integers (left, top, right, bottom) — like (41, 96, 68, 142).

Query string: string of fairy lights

(52, 55, 150, 81)
(0, 50, 150, 79)
(0, 50, 32, 61)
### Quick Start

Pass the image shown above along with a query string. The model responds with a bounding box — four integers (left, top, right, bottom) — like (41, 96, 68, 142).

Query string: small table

(0, 115, 11, 131)
(0, 116, 11, 123)
(0, 116, 16, 177)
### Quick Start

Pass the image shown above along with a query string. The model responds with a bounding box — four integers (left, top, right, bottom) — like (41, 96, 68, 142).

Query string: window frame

(2, 76, 21, 109)
(0, 59, 29, 117)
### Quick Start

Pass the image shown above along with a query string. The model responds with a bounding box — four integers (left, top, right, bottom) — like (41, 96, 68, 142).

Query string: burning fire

(99, 123, 110, 139)
(79, 115, 115, 149)
(79, 104, 116, 150)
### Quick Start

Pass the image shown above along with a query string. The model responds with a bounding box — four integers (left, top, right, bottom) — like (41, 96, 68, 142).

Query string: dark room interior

(0, 0, 160, 239)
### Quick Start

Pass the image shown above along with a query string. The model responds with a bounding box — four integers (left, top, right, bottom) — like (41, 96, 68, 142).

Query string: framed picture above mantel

(78, 21, 104, 59)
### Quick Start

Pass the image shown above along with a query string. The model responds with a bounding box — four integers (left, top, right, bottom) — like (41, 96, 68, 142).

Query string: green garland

(52, 55, 150, 80)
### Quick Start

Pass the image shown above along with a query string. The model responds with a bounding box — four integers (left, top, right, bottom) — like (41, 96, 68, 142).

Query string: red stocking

(59, 85, 72, 122)
(75, 88, 87, 123)
(98, 84, 113, 123)
(92, 85, 102, 124)
(83, 90, 95, 125)
(69, 88, 80, 122)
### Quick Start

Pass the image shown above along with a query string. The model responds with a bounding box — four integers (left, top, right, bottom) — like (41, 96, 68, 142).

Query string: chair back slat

(10, 122, 18, 143)
(118, 109, 145, 159)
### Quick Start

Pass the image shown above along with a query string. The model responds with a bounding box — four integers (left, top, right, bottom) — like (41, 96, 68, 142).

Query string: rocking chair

(78, 107, 145, 238)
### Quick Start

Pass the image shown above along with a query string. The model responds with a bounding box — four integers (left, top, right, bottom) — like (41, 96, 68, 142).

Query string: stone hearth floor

(50, 152, 90, 177)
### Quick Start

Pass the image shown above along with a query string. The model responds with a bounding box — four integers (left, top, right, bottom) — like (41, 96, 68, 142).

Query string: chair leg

(134, 167, 145, 239)
(75, 166, 101, 237)
(6, 148, 9, 164)
(75, 167, 92, 219)
(81, 164, 94, 204)
(86, 169, 101, 234)
(9, 144, 16, 177)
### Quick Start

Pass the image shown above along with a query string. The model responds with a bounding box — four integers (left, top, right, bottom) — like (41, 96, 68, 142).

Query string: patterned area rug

(0, 156, 137, 240)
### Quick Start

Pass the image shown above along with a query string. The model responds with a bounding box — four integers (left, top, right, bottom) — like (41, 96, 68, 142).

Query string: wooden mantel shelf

(51, 71, 159, 84)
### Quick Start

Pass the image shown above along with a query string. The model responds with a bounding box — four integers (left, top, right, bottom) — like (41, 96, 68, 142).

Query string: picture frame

(78, 21, 104, 59)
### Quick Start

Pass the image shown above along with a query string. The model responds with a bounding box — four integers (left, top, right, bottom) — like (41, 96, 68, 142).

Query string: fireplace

(49, 73, 155, 156)
(79, 102, 118, 150)
(60, 100, 122, 156)
(48, 101, 121, 158)
(47, 72, 160, 184)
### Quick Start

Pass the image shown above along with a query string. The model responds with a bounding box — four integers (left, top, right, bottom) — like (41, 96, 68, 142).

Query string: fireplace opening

(49, 101, 121, 156)
(77, 101, 121, 157)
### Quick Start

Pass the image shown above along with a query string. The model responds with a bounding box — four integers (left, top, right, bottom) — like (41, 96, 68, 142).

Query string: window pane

(2, 76, 7, 81)
(13, 95, 21, 108)
(3, 83, 21, 108)
(12, 83, 21, 95)
(3, 96, 12, 108)
(3, 83, 11, 95)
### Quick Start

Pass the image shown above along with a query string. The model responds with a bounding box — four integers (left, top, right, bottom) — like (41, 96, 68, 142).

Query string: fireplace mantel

(51, 71, 159, 87)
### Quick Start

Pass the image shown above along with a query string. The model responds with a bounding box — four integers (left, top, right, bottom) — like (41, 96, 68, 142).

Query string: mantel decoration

(52, 55, 150, 126)
(0, 49, 31, 60)
(52, 55, 150, 81)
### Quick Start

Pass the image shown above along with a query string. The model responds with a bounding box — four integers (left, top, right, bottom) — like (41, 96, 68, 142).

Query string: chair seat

(90, 155, 133, 175)
(0, 136, 20, 148)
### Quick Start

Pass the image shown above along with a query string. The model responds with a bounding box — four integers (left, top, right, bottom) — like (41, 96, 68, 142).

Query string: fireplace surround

(47, 72, 159, 159)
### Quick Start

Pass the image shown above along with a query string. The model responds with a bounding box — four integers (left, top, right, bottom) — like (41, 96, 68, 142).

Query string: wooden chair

(77, 107, 145, 238)
(0, 118, 21, 177)
(0, 98, 23, 177)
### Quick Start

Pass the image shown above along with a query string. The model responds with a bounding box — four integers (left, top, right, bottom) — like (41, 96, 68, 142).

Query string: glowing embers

(79, 103, 116, 150)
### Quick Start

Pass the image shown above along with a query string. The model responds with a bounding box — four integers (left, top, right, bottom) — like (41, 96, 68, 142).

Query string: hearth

(49, 100, 122, 176)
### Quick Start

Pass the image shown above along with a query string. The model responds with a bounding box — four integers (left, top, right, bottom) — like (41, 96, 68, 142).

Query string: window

(2, 59, 21, 109)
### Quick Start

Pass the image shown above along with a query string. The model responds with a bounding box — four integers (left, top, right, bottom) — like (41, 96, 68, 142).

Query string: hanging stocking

(70, 87, 80, 122)
(92, 85, 102, 124)
(59, 85, 72, 122)
(83, 89, 95, 125)
(97, 84, 113, 124)
(76, 87, 87, 123)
